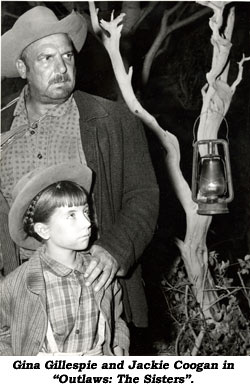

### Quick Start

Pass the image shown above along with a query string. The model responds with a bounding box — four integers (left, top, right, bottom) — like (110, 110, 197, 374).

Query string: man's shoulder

(73, 90, 132, 118)
(74, 90, 117, 106)
(1, 91, 20, 134)
(1, 91, 20, 111)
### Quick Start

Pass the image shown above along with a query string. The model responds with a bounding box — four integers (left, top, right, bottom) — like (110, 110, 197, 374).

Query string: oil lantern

(192, 139, 234, 215)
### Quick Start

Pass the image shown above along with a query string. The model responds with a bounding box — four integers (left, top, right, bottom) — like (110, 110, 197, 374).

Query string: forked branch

(89, 2, 194, 214)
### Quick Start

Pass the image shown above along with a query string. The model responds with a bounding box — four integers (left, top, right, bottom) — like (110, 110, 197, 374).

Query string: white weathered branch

(196, 2, 236, 150)
(89, 1, 101, 35)
(99, 13, 126, 54)
(89, 4, 196, 215)
(206, 8, 233, 85)
(231, 54, 250, 93)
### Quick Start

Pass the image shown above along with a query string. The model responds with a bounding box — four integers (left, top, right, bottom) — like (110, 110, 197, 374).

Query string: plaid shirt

(41, 249, 100, 354)
(0, 244, 130, 355)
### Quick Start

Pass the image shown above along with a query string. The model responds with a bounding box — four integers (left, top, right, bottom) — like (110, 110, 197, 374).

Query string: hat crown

(15, 6, 59, 30)
(12, 163, 92, 201)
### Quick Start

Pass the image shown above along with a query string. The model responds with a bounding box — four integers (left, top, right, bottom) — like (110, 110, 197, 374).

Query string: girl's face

(38, 204, 91, 253)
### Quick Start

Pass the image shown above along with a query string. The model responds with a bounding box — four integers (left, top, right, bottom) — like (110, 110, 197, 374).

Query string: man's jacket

(1, 90, 159, 327)
(0, 247, 130, 356)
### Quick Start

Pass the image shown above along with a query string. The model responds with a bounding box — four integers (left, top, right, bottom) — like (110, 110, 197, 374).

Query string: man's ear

(16, 59, 27, 79)
(34, 223, 50, 241)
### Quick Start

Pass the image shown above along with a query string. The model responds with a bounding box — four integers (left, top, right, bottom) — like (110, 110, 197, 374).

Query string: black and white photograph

(1, 0, 250, 387)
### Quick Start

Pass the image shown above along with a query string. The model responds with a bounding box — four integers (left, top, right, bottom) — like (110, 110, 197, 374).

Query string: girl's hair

(23, 181, 88, 241)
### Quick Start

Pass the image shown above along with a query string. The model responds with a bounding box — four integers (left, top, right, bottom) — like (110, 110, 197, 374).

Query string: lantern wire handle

(192, 111, 229, 146)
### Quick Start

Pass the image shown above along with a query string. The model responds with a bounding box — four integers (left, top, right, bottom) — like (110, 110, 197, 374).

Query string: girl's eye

(84, 213, 90, 220)
(83, 207, 90, 219)
(68, 212, 76, 218)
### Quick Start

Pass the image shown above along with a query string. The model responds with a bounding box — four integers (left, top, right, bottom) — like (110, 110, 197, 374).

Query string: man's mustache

(49, 74, 71, 85)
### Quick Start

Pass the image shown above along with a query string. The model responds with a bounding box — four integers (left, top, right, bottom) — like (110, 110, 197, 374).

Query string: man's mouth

(49, 75, 70, 85)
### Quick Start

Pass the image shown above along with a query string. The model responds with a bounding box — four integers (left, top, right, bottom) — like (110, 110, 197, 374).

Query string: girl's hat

(1, 6, 87, 78)
(9, 163, 92, 250)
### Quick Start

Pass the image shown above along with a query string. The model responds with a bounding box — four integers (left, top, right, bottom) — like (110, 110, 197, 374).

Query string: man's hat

(9, 163, 92, 250)
(1, 6, 88, 78)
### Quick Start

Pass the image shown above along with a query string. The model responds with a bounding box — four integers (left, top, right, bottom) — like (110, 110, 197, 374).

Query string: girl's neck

(45, 244, 77, 269)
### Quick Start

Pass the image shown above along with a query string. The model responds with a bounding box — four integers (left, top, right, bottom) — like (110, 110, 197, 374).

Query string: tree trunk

(89, 1, 250, 323)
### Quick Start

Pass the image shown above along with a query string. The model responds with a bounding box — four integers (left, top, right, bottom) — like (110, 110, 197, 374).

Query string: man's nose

(55, 56, 67, 74)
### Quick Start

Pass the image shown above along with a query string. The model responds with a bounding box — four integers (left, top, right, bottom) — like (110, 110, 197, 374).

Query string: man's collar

(1, 88, 110, 133)
(14, 85, 76, 119)
(13, 85, 27, 117)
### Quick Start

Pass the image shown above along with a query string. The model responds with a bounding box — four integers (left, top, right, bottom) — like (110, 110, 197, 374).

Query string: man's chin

(45, 88, 73, 102)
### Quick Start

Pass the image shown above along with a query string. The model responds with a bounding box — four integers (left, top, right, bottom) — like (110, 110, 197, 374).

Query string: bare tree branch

(129, 1, 160, 34)
(120, 1, 143, 35)
(89, 1, 102, 35)
(197, 2, 249, 154)
(142, 6, 211, 85)
(155, 2, 189, 59)
(1, 11, 19, 19)
(231, 54, 250, 93)
(142, 8, 171, 85)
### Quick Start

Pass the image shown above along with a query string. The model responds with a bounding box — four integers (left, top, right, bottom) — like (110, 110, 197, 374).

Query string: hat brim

(1, 11, 87, 78)
(9, 163, 92, 251)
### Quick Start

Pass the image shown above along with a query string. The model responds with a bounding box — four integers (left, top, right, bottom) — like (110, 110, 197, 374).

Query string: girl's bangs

(52, 182, 87, 207)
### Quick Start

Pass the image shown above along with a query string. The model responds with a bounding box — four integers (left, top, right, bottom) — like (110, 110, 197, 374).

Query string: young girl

(0, 163, 129, 356)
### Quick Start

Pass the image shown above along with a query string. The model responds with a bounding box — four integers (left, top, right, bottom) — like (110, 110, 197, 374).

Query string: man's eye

(39, 55, 52, 63)
(64, 52, 73, 60)
(43, 55, 52, 61)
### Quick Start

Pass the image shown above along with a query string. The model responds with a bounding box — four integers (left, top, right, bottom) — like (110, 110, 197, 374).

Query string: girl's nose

(82, 213, 91, 228)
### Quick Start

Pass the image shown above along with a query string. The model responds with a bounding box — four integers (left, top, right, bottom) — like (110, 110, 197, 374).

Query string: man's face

(18, 33, 76, 104)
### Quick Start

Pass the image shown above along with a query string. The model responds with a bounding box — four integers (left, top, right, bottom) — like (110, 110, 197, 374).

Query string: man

(1, 6, 159, 337)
